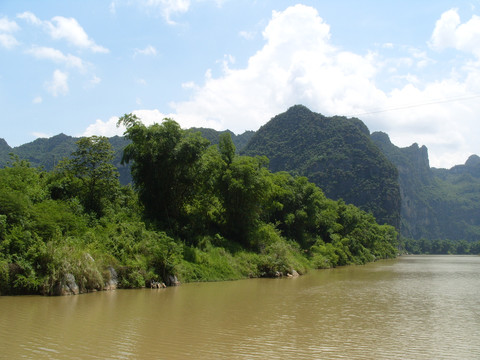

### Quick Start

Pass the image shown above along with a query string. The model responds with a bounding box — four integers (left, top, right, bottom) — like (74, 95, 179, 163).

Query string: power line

(348, 93, 480, 118)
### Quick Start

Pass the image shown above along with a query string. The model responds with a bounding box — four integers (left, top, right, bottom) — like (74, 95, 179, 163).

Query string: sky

(1, 1, 480, 168)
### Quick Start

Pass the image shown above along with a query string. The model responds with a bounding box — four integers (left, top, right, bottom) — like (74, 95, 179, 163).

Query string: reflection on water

(1, 256, 479, 359)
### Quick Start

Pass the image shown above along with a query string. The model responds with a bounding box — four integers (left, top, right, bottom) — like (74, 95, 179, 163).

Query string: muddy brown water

(1, 255, 479, 359)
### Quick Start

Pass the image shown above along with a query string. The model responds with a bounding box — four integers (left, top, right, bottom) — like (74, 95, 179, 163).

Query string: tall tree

(219, 155, 270, 246)
(117, 114, 210, 230)
(57, 136, 119, 217)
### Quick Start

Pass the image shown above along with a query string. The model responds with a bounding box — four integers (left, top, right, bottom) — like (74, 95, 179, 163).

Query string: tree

(219, 155, 270, 246)
(56, 136, 119, 217)
(117, 114, 210, 230)
(218, 132, 235, 165)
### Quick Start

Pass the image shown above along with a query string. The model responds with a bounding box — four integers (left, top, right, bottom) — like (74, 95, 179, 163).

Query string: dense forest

(0, 114, 399, 295)
(242, 105, 401, 228)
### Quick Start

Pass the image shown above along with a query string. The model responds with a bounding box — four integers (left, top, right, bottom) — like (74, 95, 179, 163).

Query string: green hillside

(371, 132, 480, 242)
(242, 105, 401, 228)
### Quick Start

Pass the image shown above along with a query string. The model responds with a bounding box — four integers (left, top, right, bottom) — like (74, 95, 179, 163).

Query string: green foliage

(400, 236, 480, 255)
(0, 114, 399, 296)
(242, 105, 401, 228)
(257, 232, 310, 276)
(55, 136, 120, 217)
(219, 155, 270, 246)
(118, 114, 210, 230)
(187, 128, 255, 152)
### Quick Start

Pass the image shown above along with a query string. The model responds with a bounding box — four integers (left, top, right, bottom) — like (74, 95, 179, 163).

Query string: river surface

(1, 255, 479, 359)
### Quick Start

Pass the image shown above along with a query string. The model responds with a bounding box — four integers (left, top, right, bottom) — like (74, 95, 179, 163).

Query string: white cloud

(182, 81, 197, 89)
(132, 109, 170, 125)
(83, 116, 123, 137)
(430, 8, 480, 57)
(47, 16, 109, 53)
(167, 4, 480, 168)
(26, 46, 85, 69)
(170, 4, 380, 131)
(0, 16, 20, 49)
(80, 4, 480, 168)
(110, 1, 117, 14)
(45, 69, 69, 97)
(239, 30, 255, 40)
(142, 0, 190, 24)
(17, 12, 109, 53)
(17, 11, 42, 25)
(0, 33, 19, 49)
(0, 16, 20, 32)
(82, 109, 170, 138)
(32, 96, 43, 104)
(134, 45, 157, 56)
(32, 132, 52, 139)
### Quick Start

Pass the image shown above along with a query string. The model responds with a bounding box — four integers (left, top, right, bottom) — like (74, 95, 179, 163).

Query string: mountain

(0, 138, 11, 153)
(3, 107, 478, 242)
(242, 105, 401, 228)
(1, 133, 77, 169)
(371, 132, 480, 241)
(0, 129, 254, 185)
(0, 134, 133, 185)
(189, 128, 255, 151)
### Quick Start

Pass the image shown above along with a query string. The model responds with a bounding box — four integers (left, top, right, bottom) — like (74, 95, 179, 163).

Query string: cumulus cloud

(83, 116, 123, 137)
(0, 16, 20, 49)
(45, 69, 69, 96)
(170, 4, 382, 132)
(48, 16, 109, 53)
(32, 131, 52, 139)
(0, 16, 20, 32)
(430, 8, 480, 57)
(134, 45, 157, 56)
(239, 30, 255, 40)
(142, 0, 190, 24)
(16, 11, 42, 25)
(82, 109, 170, 138)
(26, 46, 85, 69)
(17, 11, 109, 53)
(82, 4, 480, 168)
(0, 34, 19, 49)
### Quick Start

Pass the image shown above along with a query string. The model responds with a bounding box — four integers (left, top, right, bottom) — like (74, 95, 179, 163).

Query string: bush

(258, 238, 309, 277)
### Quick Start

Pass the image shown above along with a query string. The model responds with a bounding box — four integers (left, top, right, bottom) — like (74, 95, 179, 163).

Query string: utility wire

(348, 93, 480, 117)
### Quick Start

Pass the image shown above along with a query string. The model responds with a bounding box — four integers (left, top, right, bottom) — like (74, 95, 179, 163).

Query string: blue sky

(1, 1, 480, 168)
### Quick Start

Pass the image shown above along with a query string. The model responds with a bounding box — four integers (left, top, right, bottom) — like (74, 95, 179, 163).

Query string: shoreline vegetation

(0, 114, 473, 296)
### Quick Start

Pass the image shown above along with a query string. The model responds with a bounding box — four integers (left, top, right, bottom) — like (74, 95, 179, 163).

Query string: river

(1, 255, 479, 359)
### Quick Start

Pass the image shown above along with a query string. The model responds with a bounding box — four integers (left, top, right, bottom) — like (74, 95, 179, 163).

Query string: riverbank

(0, 135, 398, 296)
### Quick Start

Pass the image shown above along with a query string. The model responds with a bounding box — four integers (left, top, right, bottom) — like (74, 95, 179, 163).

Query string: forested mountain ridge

(0, 130, 254, 185)
(0, 138, 11, 153)
(2, 105, 479, 243)
(242, 105, 401, 229)
(188, 128, 255, 150)
(371, 132, 480, 241)
(0, 134, 133, 184)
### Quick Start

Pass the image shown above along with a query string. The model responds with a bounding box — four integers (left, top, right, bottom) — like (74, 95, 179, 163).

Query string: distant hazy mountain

(371, 132, 480, 241)
(0, 134, 132, 184)
(0, 129, 254, 186)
